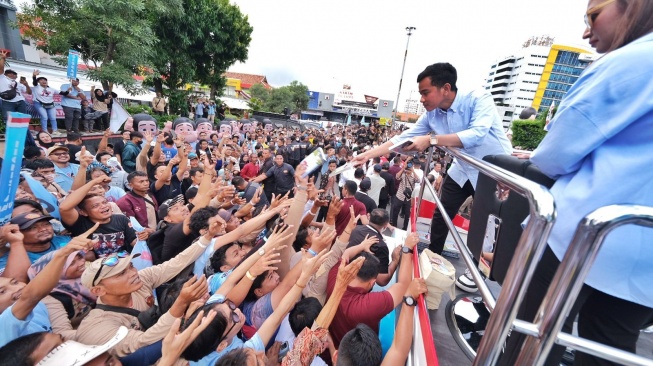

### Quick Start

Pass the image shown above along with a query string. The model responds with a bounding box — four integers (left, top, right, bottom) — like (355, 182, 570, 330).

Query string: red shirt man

(334, 180, 368, 235)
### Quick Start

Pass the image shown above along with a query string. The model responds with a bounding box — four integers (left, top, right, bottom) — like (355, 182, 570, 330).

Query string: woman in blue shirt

(501, 1, 653, 365)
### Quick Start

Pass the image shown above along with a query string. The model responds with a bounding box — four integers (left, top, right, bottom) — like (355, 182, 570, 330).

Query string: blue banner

(67, 50, 80, 79)
(20, 173, 61, 220)
(0, 112, 31, 225)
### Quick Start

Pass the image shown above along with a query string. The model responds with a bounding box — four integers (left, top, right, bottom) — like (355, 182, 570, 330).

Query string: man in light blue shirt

(47, 145, 80, 193)
(353, 63, 511, 259)
(59, 79, 83, 133)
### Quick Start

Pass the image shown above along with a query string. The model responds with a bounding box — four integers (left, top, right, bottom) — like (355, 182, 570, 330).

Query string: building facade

(303, 87, 394, 124)
(484, 37, 596, 127)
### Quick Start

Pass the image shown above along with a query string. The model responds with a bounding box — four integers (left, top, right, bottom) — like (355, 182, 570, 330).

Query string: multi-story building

(484, 37, 596, 127)
(403, 90, 426, 116)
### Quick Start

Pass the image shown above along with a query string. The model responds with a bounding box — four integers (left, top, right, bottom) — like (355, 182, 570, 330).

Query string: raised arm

(154, 156, 178, 191)
(386, 232, 418, 307)
(97, 129, 111, 154)
(314, 256, 364, 328)
(0, 225, 30, 283)
(136, 131, 154, 172)
(381, 278, 427, 366)
(60, 175, 112, 225)
(174, 139, 189, 181)
(12, 224, 97, 320)
(71, 146, 95, 191)
(150, 133, 166, 166)
(256, 249, 329, 345)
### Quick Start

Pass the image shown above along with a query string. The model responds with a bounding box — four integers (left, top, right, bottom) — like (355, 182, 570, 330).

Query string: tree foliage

(148, 0, 252, 115)
(248, 81, 309, 114)
(17, 0, 251, 107)
(19, 0, 182, 93)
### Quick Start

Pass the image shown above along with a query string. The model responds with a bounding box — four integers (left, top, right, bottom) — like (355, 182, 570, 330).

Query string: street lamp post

(392, 26, 416, 125)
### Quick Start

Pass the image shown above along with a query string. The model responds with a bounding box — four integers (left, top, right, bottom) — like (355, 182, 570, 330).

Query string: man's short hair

(189, 167, 204, 177)
(215, 348, 249, 366)
(231, 176, 245, 188)
(336, 324, 383, 366)
(127, 170, 148, 183)
(343, 180, 358, 196)
(417, 62, 458, 92)
(519, 107, 538, 120)
(208, 242, 239, 274)
(25, 158, 55, 171)
(67, 132, 82, 142)
(24, 146, 43, 160)
(96, 151, 112, 162)
(289, 297, 323, 336)
(182, 303, 228, 361)
(354, 168, 365, 179)
(0, 331, 49, 366)
(354, 252, 380, 281)
(189, 207, 219, 234)
(130, 131, 144, 140)
(393, 156, 401, 164)
(369, 208, 390, 226)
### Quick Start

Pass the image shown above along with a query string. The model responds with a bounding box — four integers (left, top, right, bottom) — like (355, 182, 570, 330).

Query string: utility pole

(392, 26, 416, 124)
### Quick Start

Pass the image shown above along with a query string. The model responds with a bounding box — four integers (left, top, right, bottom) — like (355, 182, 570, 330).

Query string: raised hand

(177, 275, 209, 306)
(404, 232, 419, 250)
(249, 245, 285, 277)
(406, 278, 428, 299)
(265, 224, 294, 250)
(336, 255, 365, 287)
(299, 248, 331, 282)
(160, 309, 217, 366)
(1, 224, 24, 244)
(310, 228, 337, 252)
(360, 234, 380, 253)
(326, 196, 343, 219)
(60, 221, 99, 257)
(143, 131, 154, 144)
(251, 186, 263, 205)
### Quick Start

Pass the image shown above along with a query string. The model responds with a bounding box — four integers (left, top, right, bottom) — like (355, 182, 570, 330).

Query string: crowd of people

(0, 1, 652, 365)
(0, 106, 442, 366)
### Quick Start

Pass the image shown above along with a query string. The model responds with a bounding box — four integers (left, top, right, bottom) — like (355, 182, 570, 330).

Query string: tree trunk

(153, 77, 164, 96)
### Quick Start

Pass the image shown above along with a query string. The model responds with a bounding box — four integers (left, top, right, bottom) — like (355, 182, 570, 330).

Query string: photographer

(390, 155, 418, 230)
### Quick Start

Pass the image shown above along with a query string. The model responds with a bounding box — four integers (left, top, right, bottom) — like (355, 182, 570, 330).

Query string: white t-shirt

(32, 85, 59, 104)
(0, 75, 27, 102)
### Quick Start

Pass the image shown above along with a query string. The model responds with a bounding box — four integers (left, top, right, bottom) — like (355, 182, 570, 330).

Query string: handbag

(41, 101, 55, 109)
(402, 174, 414, 201)
(0, 83, 17, 100)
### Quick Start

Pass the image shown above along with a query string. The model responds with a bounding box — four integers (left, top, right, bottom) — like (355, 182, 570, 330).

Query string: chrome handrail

(515, 204, 653, 366)
(435, 147, 557, 365)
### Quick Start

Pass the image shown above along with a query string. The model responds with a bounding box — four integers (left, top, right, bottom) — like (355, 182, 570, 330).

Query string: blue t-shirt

(208, 270, 233, 295)
(0, 302, 53, 347)
(0, 236, 71, 274)
(59, 84, 82, 109)
(161, 146, 178, 162)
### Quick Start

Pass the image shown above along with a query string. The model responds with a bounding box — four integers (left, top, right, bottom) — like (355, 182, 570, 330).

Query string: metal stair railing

(425, 147, 557, 365)
(514, 204, 653, 366)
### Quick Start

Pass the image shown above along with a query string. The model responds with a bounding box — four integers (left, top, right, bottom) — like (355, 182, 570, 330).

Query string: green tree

(247, 97, 264, 112)
(249, 84, 270, 103)
(19, 0, 182, 93)
(148, 0, 252, 115)
(285, 80, 309, 114)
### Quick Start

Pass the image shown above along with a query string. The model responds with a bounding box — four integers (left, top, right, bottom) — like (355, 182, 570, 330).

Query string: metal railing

(428, 147, 653, 365)
(514, 204, 653, 366)
(432, 147, 557, 365)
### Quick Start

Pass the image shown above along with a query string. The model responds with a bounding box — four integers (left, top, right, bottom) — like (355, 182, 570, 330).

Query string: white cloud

(231, 0, 590, 107)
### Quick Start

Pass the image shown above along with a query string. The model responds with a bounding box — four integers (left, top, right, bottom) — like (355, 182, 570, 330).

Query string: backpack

(0, 81, 17, 100)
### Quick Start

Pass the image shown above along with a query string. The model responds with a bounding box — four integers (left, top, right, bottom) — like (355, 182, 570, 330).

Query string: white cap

(37, 326, 128, 366)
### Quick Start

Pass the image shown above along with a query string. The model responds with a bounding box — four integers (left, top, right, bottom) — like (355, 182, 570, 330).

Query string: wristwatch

(403, 296, 417, 306)
(402, 246, 414, 254)
(258, 248, 265, 256)
(430, 132, 438, 146)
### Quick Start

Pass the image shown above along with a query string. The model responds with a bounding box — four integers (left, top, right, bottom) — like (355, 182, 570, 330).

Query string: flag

(345, 110, 352, 126)
(109, 101, 130, 133)
(361, 115, 369, 126)
(20, 172, 61, 220)
(0, 112, 30, 225)
(545, 102, 556, 127)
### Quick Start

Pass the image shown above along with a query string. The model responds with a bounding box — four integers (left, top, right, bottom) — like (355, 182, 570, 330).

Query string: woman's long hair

(609, 0, 653, 51)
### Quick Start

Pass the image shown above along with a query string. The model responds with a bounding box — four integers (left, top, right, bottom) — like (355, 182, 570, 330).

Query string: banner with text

(67, 50, 80, 79)
(0, 112, 30, 225)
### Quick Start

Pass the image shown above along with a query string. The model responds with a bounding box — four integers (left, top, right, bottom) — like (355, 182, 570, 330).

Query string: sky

(230, 0, 592, 111)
